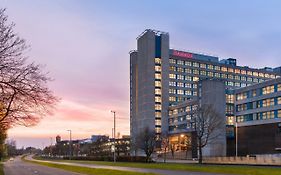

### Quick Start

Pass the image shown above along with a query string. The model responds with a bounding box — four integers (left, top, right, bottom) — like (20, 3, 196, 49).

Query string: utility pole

(67, 130, 72, 160)
(111, 110, 116, 162)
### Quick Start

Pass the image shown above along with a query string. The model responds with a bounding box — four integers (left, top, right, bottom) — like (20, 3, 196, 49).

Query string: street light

(67, 130, 72, 160)
(111, 110, 116, 162)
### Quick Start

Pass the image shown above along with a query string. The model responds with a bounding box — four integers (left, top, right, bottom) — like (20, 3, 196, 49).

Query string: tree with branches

(194, 104, 224, 164)
(137, 127, 157, 162)
(0, 8, 58, 127)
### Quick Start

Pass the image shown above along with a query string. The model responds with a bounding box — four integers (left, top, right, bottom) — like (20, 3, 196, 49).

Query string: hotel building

(130, 29, 281, 157)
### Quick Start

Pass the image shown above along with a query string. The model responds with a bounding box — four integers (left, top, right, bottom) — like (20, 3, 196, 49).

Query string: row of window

(236, 96, 281, 112)
(169, 105, 198, 116)
(169, 58, 278, 79)
(169, 96, 192, 103)
(154, 58, 162, 134)
(169, 89, 198, 96)
(169, 81, 197, 88)
(237, 109, 281, 122)
(236, 83, 281, 101)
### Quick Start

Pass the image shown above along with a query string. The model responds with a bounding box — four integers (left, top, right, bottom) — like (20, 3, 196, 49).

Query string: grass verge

(0, 163, 4, 175)
(35, 157, 281, 175)
(23, 156, 156, 175)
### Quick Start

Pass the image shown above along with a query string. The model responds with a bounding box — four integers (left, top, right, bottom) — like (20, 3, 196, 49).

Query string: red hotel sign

(172, 50, 193, 59)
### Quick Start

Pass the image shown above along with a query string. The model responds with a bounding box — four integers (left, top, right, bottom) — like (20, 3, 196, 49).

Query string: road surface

(4, 156, 83, 175)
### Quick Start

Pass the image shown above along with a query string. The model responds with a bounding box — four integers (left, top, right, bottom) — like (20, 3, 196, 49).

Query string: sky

(1, 0, 281, 148)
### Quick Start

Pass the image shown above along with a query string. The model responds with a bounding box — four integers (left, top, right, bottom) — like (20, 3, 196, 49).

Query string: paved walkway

(26, 155, 229, 175)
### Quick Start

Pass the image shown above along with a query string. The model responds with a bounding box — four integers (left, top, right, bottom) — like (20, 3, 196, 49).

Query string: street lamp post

(111, 110, 116, 162)
(67, 130, 72, 160)
(235, 122, 238, 157)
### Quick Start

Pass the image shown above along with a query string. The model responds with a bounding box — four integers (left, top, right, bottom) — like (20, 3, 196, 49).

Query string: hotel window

(241, 76, 246, 81)
(177, 82, 184, 87)
(200, 70, 206, 76)
(226, 94, 234, 103)
(169, 88, 176, 94)
(185, 76, 192, 81)
(193, 62, 199, 67)
(237, 116, 243, 123)
(185, 61, 192, 66)
(207, 64, 214, 70)
(155, 119, 161, 126)
(235, 82, 240, 87)
(265, 73, 269, 78)
(259, 72, 264, 77)
(227, 116, 234, 125)
(193, 84, 197, 88)
(155, 111, 161, 117)
(155, 73, 161, 80)
(241, 83, 246, 87)
(185, 90, 192, 95)
(155, 96, 161, 103)
(237, 92, 247, 100)
(270, 74, 275, 79)
(155, 58, 161, 64)
(155, 89, 161, 95)
(228, 74, 233, 79)
(228, 68, 234, 73)
(177, 60, 184, 65)
(155, 127, 161, 134)
(177, 89, 184, 95)
(177, 67, 184, 72)
(278, 97, 281, 105)
(169, 59, 176, 64)
(169, 81, 176, 86)
(185, 68, 191, 73)
(253, 78, 258, 83)
(262, 85, 275, 95)
(228, 81, 234, 86)
(214, 72, 220, 78)
(176, 75, 183, 80)
(235, 69, 240, 74)
(278, 84, 281, 91)
(247, 77, 253, 82)
(155, 104, 161, 110)
(207, 71, 213, 77)
(221, 73, 227, 78)
(278, 110, 281, 118)
(193, 76, 199, 81)
(253, 72, 258, 77)
(185, 83, 191, 88)
(193, 69, 199, 75)
(155, 81, 161, 88)
(169, 96, 176, 102)
(193, 91, 198, 96)
(169, 74, 176, 79)
(247, 71, 252, 76)
(169, 66, 176, 71)
(241, 70, 246, 75)
(262, 111, 275, 120)
(200, 63, 206, 68)
(263, 98, 275, 107)
(221, 67, 227, 72)
(155, 65, 161, 72)
(235, 75, 240, 80)
(252, 90, 257, 97)
(214, 66, 220, 71)
(186, 106, 191, 112)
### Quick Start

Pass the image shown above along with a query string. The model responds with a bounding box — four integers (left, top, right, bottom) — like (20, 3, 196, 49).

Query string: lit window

(200, 63, 206, 69)
(278, 97, 281, 105)
(169, 81, 176, 86)
(214, 72, 220, 78)
(177, 75, 184, 80)
(228, 68, 234, 73)
(177, 67, 184, 72)
(193, 91, 197, 96)
(185, 90, 192, 95)
(235, 75, 240, 80)
(247, 71, 252, 76)
(262, 98, 275, 107)
(169, 96, 176, 102)
(228, 81, 234, 86)
(215, 66, 220, 71)
(259, 72, 264, 77)
(169, 88, 176, 94)
(207, 71, 213, 77)
(193, 62, 199, 67)
(155, 127, 161, 134)
(155, 89, 161, 95)
(155, 73, 161, 80)
(177, 60, 184, 65)
(169, 66, 176, 71)
(253, 78, 258, 83)
(278, 84, 281, 91)
(155, 96, 161, 103)
(155, 119, 161, 126)
(278, 110, 281, 118)
(265, 73, 269, 78)
(235, 82, 240, 87)
(193, 69, 199, 75)
(185, 61, 191, 66)
(253, 72, 259, 77)
(270, 74, 275, 79)
(262, 85, 275, 95)
(235, 69, 240, 74)
(241, 83, 246, 87)
(155, 81, 161, 87)
(193, 84, 197, 88)
(193, 76, 199, 81)
(169, 74, 176, 79)
(200, 70, 206, 76)
(221, 67, 227, 72)
(185, 68, 191, 73)
(155, 65, 161, 72)
(177, 82, 184, 87)
(226, 94, 234, 103)
(185, 76, 192, 81)
(177, 89, 184, 95)
(241, 70, 246, 75)
(227, 116, 234, 125)
(221, 74, 227, 78)
(155, 104, 162, 110)
(236, 92, 247, 100)
(241, 76, 246, 81)
(207, 64, 214, 70)
(247, 77, 253, 82)
(169, 59, 176, 64)
(155, 58, 161, 64)
(228, 74, 233, 79)
(252, 90, 257, 97)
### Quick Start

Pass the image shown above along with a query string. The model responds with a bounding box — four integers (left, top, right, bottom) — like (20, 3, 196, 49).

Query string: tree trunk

(198, 140, 202, 164)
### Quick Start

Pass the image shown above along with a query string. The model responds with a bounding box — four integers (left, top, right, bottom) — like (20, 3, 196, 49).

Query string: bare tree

(0, 8, 58, 127)
(194, 104, 224, 164)
(137, 127, 157, 162)
(161, 132, 169, 163)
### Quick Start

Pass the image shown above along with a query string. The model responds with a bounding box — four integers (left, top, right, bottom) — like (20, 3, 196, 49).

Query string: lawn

(35, 157, 281, 175)
(24, 157, 156, 175)
(0, 163, 3, 175)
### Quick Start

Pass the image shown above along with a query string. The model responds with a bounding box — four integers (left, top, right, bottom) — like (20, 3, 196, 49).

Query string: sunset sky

(1, 0, 281, 148)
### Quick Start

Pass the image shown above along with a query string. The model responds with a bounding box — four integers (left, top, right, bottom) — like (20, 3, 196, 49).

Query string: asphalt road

(3, 157, 83, 175)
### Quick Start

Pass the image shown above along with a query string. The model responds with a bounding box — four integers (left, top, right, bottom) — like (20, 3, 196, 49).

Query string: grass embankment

(23, 156, 156, 175)
(0, 163, 4, 175)
(36, 157, 281, 175)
